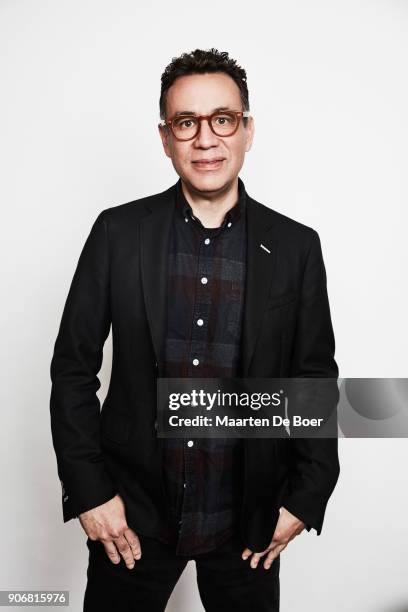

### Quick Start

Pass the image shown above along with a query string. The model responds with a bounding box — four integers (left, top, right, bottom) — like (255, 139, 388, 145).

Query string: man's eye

(175, 117, 197, 129)
(214, 115, 232, 125)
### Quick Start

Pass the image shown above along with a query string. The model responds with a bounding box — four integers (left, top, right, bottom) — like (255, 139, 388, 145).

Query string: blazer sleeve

(49, 211, 117, 522)
(280, 229, 340, 535)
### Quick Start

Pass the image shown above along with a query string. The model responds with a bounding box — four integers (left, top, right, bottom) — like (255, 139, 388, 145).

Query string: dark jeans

(83, 532, 280, 611)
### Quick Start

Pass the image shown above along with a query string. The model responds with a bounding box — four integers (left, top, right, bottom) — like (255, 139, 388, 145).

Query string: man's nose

(194, 118, 219, 147)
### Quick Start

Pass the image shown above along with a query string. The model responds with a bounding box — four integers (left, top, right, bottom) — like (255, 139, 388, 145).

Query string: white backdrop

(1, 0, 407, 610)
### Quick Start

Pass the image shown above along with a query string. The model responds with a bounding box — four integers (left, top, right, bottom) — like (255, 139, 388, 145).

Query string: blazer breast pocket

(100, 409, 132, 445)
(266, 291, 299, 311)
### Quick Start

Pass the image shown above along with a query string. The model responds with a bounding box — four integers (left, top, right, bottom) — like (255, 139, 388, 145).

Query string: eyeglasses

(159, 110, 251, 141)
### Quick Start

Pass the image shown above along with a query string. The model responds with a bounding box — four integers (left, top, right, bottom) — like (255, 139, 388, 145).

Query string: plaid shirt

(160, 177, 247, 555)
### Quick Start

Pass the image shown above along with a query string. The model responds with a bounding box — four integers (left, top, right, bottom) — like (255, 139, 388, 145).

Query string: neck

(180, 178, 239, 228)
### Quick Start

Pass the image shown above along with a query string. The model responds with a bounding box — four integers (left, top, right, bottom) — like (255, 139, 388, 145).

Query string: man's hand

(241, 506, 306, 570)
(79, 494, 141, 570)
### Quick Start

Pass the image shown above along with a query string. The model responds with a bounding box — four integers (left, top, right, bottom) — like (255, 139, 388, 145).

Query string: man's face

(159, 72, 254, 194)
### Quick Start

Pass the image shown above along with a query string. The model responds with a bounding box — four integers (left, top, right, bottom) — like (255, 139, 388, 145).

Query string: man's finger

(250, 553, 262, 569)
(114, 535, 135, 569)
(263, 544, 286, 569)
(241, 547, 269, 561)
(124, 529, 142, 561)
(250, 550, 268, 569)
(103, 540, 121, 565)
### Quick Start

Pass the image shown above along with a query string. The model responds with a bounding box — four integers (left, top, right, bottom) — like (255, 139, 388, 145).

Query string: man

(50, 48, 340, 611)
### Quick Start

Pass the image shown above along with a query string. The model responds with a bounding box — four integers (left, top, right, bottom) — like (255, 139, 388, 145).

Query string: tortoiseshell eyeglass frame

(159, 110, 251, 141)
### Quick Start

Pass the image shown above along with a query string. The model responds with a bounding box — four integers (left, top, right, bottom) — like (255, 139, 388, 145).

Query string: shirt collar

(175, 177, 246, 230)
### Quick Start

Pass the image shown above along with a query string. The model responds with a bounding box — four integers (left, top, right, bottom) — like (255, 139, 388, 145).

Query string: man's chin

(181, 172, 233, 195)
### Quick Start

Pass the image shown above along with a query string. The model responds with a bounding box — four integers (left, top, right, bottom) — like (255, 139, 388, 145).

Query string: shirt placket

(177, 218, 219, 548)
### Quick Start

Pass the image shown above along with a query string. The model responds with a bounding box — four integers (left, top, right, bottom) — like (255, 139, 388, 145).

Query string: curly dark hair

(159, 48, 250, 125)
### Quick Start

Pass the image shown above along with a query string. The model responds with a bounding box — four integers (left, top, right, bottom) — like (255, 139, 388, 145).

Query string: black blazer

(50, 180, 340, 552)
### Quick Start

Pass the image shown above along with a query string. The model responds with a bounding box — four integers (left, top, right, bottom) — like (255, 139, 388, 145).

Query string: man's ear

(158, 124, 172, 159)
(245, 116, 255, 153)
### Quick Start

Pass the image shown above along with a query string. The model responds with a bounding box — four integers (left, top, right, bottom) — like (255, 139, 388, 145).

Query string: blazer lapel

(242, 195, 278, 376)
(140, 184, 177, 374)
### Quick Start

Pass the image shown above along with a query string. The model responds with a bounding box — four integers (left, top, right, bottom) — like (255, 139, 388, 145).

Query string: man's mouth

(192, 158, 225, 169)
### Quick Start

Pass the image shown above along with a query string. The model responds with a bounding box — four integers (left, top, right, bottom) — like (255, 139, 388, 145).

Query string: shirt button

(184, 217, 189, 222)
(196, 318, 204, 326)
(187, 440, 194, 448)
(192, 358, 199, 366)
(227, 221, 232, 228)
(204, 238, 210, 245)
(183, 483, 187, 488)
(201, 277, 208, 284)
